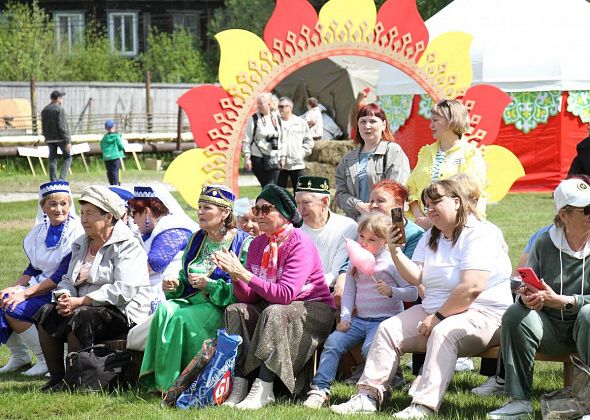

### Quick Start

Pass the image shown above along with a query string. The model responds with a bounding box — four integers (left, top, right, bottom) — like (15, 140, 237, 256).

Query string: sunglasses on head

(251, 204, 276, 216)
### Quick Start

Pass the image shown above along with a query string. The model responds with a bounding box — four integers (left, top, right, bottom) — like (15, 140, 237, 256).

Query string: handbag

(541, 355, 590, 419)
(176, 329, 242, 409)
(63, 344, 131, 392)
(263, 151, 280, 171)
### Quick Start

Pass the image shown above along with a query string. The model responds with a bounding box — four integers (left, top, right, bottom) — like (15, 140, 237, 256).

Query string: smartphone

(391, 207, 406, 245)
(517, 267, 545, 290)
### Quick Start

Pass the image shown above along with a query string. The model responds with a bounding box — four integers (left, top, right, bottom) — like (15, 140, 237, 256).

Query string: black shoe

(40, 378, 66, 393)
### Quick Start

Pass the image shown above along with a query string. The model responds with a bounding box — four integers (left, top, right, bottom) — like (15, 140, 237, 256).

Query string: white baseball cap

(553, 178, 590, 210)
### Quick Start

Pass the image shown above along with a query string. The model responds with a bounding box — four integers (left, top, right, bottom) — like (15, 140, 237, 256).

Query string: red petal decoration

(177, 85, 236, 149)
(377, 0, 429, 62)
(462, 84, 511, 146)
(263, 0, 318, 60)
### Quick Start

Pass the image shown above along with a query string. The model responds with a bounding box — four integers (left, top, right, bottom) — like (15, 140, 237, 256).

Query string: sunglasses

(278, 104, 291, 109)
(565, 205, 590, 216)
(251, 204, 276, 216)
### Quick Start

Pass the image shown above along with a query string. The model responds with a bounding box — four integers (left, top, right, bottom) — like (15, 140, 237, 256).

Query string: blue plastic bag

(176, 329, 242, 409)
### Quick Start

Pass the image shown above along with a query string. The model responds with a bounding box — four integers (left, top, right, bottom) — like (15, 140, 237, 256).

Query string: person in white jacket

(278, 97, 314, 194)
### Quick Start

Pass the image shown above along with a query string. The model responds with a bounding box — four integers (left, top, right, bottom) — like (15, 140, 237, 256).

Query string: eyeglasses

(565, 205, 590, 216)
(278, 104, 291, 109)
(251, 204, 276, 216)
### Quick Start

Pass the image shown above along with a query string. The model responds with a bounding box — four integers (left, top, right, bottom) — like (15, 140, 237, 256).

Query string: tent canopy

(378, 0, 590, 95)
(274, 55, 381, 136)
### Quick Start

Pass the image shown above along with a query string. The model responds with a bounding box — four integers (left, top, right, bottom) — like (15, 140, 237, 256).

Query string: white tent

(378, 0, 590, 95)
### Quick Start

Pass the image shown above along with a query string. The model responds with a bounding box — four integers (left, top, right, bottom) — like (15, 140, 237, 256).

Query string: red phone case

(517, 267, 544, 289)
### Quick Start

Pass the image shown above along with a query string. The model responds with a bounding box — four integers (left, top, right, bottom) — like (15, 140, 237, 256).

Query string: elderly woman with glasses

(138, 185, 252, 392)
(331, 179, 512, 418)
(34, 185, 153, 392)
(488, 178, 590, 419)
(407, 99, 487, 231)
(214, 184, 335, 410)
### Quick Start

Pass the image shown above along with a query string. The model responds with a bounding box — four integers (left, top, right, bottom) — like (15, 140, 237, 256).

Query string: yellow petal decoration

(483, 145, 525, 203)
(418, 32, 473, 98)
(164, 149, 226, 209)
(318, 0, 376, 43)
(215, 29, 275, 93)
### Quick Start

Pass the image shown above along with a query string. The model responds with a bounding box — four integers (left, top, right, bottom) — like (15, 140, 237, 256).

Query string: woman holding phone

(332, 179, 512, 418)
(488, 178, 590, 419)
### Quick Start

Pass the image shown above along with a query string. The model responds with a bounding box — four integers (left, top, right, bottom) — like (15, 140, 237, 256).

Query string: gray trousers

(48, 141, 71, 181)
(501, 302, 590, 399)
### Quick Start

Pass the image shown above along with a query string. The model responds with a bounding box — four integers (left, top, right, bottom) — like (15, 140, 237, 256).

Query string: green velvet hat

(257, 184, 303, 228)
(295, 176, 330, 194)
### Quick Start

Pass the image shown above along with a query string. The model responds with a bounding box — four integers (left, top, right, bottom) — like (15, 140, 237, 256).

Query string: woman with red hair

(335, 103, 410, 221)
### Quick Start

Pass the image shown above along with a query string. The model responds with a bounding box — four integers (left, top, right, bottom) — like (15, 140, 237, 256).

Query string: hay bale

(303, 161, 339, 189)
(307, 140, 355, 165)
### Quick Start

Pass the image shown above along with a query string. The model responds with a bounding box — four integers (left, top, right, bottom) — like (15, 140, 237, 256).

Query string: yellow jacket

(407, 139, 487, 211)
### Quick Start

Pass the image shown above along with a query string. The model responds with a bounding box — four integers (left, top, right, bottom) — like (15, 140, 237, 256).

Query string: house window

(108, 12, 138, 56)
(54, 12, 84, 52)
(172, 13, 200, 38)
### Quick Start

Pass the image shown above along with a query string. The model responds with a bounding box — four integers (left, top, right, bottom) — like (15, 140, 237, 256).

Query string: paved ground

(0, 174, 259, 203)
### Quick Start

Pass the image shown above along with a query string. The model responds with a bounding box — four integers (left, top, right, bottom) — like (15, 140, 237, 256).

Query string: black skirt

(34, 303, 130, 348)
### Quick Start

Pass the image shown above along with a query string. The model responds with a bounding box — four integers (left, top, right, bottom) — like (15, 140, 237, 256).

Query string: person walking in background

(278, 97, 314, 194)
(100, 119, 125, 186)
(304, 97, 323, 140)
(41, 90, 71, 181)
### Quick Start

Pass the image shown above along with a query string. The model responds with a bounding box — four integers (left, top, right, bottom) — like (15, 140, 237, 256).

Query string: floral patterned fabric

(502, 91, 562, 133)
(418, 95, 433, 120)
(378, 95, 414, 132)
(567, 91, 590, 123)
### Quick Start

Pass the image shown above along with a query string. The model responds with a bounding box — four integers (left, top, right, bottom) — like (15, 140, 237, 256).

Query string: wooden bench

(17, 143, 90, 177)
(474, 346, 576, 388)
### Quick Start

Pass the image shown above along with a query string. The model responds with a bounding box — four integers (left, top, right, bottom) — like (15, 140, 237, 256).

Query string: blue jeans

(313, 316, 388, 393)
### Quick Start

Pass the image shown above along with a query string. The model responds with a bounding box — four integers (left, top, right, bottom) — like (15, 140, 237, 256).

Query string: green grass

(0, 185, 563, 419)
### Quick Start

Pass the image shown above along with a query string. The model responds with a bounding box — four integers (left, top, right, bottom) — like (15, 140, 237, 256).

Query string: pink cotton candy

(345, 238, 376, 276)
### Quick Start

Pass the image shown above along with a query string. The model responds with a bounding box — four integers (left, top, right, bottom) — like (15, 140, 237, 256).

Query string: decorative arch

(165, 0, 521, 208)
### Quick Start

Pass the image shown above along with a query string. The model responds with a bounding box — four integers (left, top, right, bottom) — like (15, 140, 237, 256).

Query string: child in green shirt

(100, 119, 125, 185)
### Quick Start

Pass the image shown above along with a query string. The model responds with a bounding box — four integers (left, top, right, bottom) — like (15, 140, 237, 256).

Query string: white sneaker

(22, 360, 48, 376)
(392, 403, 434, 419)
(455, 357, 474, 372)
(487, 399, 533, 419)
(222, 376, 248, 407)
(330, 393, 377, 415)
(472, 376, 505, 396)
(303, 386, 328, 409)
(235, 378, 275, 410)
(0, 355, 32, 373)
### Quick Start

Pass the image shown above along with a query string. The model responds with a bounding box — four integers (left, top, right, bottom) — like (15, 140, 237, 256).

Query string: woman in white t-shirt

(331, 179, 512, 418)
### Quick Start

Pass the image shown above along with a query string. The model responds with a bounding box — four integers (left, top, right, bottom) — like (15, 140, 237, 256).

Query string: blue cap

(105, 119, 116, 130)
(109, 186, 134, 204)
(40, 180, 71, 197)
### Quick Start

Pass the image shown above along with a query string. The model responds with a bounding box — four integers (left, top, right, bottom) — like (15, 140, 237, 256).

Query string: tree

(0, 1, 60, 80)
(141, 28, 209, 83)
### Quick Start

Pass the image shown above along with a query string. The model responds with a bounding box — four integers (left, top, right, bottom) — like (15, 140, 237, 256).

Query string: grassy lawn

(0, 183, 564, 419)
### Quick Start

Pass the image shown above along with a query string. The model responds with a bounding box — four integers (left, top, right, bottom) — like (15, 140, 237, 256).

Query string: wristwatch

(562, 296, 575, 311)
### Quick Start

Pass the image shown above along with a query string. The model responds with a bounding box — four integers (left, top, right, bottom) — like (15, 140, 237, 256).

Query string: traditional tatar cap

(257, 184, 303, 228)
(295, 176, 330, 195)
(40, 180, 71, 197)
(79, 185, 126, 219)
(134, 186, 157, 198)
(199, 185, 235, 209)
(109, 186, 134, 206)
(553, 178, 590, 210)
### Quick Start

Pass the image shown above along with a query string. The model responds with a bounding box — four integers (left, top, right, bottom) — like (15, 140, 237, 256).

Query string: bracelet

(434, 311, 446, 321)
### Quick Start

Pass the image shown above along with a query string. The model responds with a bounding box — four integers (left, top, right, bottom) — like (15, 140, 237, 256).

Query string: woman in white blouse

(331, 179, 512, 419)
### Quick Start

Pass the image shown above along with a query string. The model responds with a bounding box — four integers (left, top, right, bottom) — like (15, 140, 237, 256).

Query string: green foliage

(61, 22, 142, 82)
(142, 28, 209, 83)
(0, 0, 60, 80)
